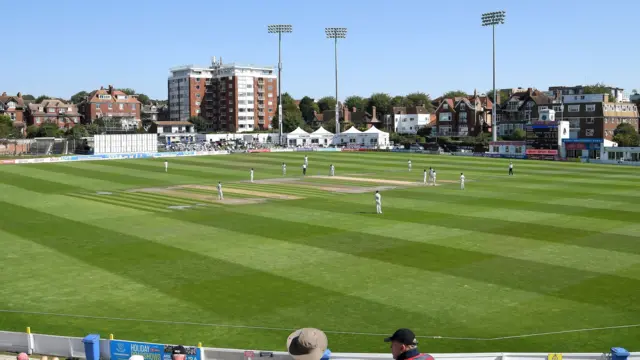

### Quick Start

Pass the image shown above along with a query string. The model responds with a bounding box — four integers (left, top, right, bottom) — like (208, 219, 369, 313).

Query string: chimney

(352, 106, 356, 113)
(527, 88, 533, 95)
(17, 92, 22, 98)
(100, 86, 104, 90)
(108, 85, 113, 93)
(1, 92, 6, 96)
(372, 106, 377, 119)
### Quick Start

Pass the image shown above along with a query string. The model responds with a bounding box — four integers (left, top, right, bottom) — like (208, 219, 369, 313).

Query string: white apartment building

(393, 106, 430, 134)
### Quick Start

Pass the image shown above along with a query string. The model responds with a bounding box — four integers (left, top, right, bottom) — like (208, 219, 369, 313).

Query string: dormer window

(460, 104, 466, 111)
(7, 101, 16, 109)
(38, 107, 44, 112)
(48, 107, 56, 113)
(443, 104, 449, 110)
(98, 94, 112, 100)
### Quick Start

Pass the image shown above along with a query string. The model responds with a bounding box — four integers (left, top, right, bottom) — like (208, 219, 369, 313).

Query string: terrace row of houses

(0, 87, 169, 135)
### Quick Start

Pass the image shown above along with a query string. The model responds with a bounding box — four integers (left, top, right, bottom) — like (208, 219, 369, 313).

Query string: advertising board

(248, 149, 271, 153)
(110, 340, 200, 360)
(526, 149, 558, 155)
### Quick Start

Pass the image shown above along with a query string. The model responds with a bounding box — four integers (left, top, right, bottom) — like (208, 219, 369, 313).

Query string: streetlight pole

(482, 10, 505, 142)
(325, 27, 347, 135)
(268, 24, 292, 146)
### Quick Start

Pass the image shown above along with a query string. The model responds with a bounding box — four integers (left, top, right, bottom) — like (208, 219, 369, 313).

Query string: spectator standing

(287, 328, 330, 360)
(171, 345, 187, 360)
(384, 328, 433, 360)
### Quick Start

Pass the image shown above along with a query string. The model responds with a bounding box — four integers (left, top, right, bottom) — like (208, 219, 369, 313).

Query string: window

(268, 85, 273, 91)
(196, 85, 200, 90)
(459, 113, 467, 123)
(268, 101, 273, 105)
(538, 106, 548, 112)
(585, 117, 594, 124)
(460, 104, 466, 111)
(132, 104, 136, 110)
(443, 104, 449, 109)
(95, 104, 100, 109)
(586, 104, 595, 112)
(268, 108, 273, 112)
(196, 101, 201, 105)
(48, 108, 55, 113)
(553, 105, 563, 112)
(568, 105, 580, 112)
(268, 93, 273, 98)
(525, 111, 531, 121)
(246, 84, 253, 89)
(228, 84, 233, 89)
(119, 103, 124, 110)
(196, 93, 201, 98)
(108, 103, 113, 109)
(585, 129, 594, 137)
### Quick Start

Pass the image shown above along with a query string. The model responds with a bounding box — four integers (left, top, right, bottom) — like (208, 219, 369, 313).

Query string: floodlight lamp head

(481, 10, 506, 26)
(268, 24, 293, 33)
(325, 27, 347, 39)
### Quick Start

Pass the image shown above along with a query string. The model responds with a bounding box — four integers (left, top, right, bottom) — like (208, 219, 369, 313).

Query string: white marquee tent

(362, 126, 390, 147)
(286, 127, 311, 146)
(335, 126, 363, 145)
(311, 127, 334, 146)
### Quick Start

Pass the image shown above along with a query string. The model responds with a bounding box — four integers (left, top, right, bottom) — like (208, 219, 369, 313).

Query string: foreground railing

(0, 330, 636, 360)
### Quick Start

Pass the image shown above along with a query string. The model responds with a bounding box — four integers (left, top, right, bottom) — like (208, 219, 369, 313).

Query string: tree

(511, 128, 526, 140)
(35, 95, 51, 103)
(187, 116, 208, 132)
(486, 89, 512, 104)
(272, 102, 304, 132)
(344, 95, 367, 112)
(612, 123, 640, 147)
(70, 91, 89, 104)
(367, 93, 393, 116)
(391, 95, 408, 108)
(136, 93, 150, 104)
(298, 96, 319, 122)
(0, 115, 12, 138)
(582, 83, 616, 102)
(66, 124, 89, 140)
(118, 88, 136, 95)
(22, 94, 35, 101)
(317, 96, 337, 112)
(442, 90, 468, 99)
(405, 92, 434, 112)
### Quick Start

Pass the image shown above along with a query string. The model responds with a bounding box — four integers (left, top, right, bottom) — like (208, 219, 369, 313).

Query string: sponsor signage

(0, 159, 16, 164)
(294, 148, 315, 152)
(562, 138, 602, 143)
(526, 149, 558, 155)
(248, 149, 271, 153)
(110, 340, 200, 360)
(565, 142, 586, 150)
(314, 148, 341, 152)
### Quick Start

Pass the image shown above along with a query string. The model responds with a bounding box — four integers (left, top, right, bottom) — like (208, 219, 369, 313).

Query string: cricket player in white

(164, 161, 168, 172)
(330, 164, 335, 176)
(250, 168, 254, 183)
(375, 190, 382, 214)
(509, 161, 514, 176)
(408, 160, 412, 171)
(304, 155, 308, 166)
(427, 167, 433, 185)
(460, 172, 465, 190)
(217, 181, 224, 200)
(431, 169, 436, 186)
(423, 169, 427, 184)
(282, 162, 287, 176)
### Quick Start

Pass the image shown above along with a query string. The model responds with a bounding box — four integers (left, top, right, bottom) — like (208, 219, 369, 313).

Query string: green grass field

(0, 152, 639, 354)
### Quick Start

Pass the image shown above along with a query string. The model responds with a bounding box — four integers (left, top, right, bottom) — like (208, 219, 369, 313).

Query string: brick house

(0, 92, 26, 134)
(495, 88, 554, 137)
(434, 91, 493, 136)
(78, 85, 141, 130)
(26, 99, 81, 130)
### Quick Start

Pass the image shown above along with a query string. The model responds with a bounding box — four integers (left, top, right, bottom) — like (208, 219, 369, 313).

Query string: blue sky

(3, 0, 639, 101)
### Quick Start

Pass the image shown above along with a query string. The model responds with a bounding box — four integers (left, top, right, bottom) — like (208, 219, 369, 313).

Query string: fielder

(431, 168, 437, 186)
(509, 161, 514, 176)
(408, 160, 412, 171)
(164, 160, 168, 172)
(217, 181, 224, 200)
(375, 190, 382, 214)
(423, 169, 427, 184)
(460, 172, 465, 190)
(330, 164, 335, 176)
(282, 162, 287, 176)
(250, 168, 254, 183)
(302, 163, 307, 176)
(304, 155, 308, 166)
(427, 167, 434, 185)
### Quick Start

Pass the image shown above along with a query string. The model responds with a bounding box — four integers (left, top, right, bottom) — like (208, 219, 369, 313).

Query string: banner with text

(110, 340, 201, 360)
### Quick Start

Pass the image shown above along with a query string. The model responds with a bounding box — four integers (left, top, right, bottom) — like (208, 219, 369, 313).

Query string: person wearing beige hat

(129, 356, 145, 360)
(286, 328, 330, 360)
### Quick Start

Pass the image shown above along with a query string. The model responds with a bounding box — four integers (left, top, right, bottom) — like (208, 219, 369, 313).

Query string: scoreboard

(526, 124, 558, 150)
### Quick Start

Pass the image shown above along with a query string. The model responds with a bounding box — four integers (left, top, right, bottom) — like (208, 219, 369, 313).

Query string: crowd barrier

(0, 150, 230, 165)
(0, 330, 636, 360)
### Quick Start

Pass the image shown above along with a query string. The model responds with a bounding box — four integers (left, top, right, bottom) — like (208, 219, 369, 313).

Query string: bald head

(17, 353, 29, 360)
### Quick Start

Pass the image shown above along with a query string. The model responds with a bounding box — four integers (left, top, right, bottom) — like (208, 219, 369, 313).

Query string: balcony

(258, 97, 264, 101)
(258, 111, 265, 116)
(258, 120, 265, 125)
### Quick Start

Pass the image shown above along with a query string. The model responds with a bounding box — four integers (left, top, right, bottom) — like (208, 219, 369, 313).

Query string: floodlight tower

(482, 10, 506, 142)
(268, 24, 293, 145)
(325, 27, 347, 135)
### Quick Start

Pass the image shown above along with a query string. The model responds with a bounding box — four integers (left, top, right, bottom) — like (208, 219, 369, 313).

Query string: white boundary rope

(1, 309, 639, 341)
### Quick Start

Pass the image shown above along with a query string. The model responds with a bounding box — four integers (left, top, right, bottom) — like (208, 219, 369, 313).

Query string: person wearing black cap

(171, 345, 187, 360)
(384, 328, 433, 360)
